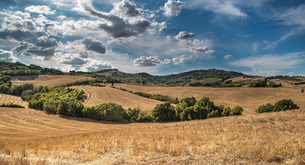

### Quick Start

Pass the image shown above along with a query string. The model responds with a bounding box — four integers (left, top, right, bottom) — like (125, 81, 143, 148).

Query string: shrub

(222, 107, 231, 116)
(207, 110, 221, 118)
(232, 106, 243, 115)
(151, 102, 175, 122)
(273, 99, 299, 112)
(255, 103, 274, 113)
(0, 102, 24, 108)
(234, 84, 241, 87)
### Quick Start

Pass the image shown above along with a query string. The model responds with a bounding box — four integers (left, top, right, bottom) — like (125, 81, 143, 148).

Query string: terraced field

(11, 75, 94, 87)
(71, 85, 164, 113)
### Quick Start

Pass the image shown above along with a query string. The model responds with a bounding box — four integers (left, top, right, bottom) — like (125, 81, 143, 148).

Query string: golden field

(1, 75, 304, 164)
(0, 107, 304, 164)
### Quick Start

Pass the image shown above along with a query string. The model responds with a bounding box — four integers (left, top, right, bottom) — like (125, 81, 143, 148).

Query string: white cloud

(172, 55, 192, 64)
(265, 5, 305, 49)
(164, 0, 184, 16)
(77, 0, 165, 39)
(25, 5, 56, 15)
(164, 59, 171, 64)
(111, 0, 141, 17)
(0, 49, 19, 62)
(229, 52, 305, 75)
(133, 56, 162, 67)
(185, 0, 248, 18)
(224, 54, 232, 59)
(175, 31, 195, 40)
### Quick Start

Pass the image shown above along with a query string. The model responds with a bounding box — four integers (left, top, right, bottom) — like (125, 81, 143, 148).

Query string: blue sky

(0, 0, 304, 76)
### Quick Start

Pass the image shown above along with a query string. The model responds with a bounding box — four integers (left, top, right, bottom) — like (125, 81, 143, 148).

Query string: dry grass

(72, 85, 164, 113)
(11, 75, 94, 88)
(0, 107, 304, 164)
(114, 83, 305, 114)
(0, 93, 28, 108)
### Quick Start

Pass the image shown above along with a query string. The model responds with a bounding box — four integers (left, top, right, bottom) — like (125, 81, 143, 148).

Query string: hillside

(71, 85, 164, 113)
(0, 107, 304, 164)
(113, 83, 305, 114)
(11, 75, 94, 88)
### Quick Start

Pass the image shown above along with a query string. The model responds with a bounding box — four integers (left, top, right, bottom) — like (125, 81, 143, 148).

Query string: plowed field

(71, 85, 164, 113)
(11, 75, 93, 87)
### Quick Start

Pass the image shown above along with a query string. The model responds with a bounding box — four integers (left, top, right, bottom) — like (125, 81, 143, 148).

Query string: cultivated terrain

(0, 62, 304, 164)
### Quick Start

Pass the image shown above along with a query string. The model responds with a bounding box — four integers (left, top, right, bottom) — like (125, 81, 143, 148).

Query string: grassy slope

(0, 107, 304, 164)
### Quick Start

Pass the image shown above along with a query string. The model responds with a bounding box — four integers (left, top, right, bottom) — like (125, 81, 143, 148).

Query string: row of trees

(0, 102, 24, 108)
(24, 84, 244, 122)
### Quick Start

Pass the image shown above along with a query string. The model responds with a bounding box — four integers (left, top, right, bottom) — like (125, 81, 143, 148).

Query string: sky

(0, 0, 304, 76)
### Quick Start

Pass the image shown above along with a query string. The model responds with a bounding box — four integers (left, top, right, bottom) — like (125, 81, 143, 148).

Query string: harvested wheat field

(0, 94, 28, 108)
(0, 107, 304, 164)
(11, 75, 94, 88)
(114, 83, 305, 114)
(72, 85, 164, 113)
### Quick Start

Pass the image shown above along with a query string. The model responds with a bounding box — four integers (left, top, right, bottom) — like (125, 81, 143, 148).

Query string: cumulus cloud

(11, 42, 32, 52)
(84, 59, 112, 71)
(172, 55, 192, 64)
(175, 31, 195, 40)
(0, 49, 18, 62)
(79, 51, 90, 58)
(25, 5, 56, 15)
(164, 0, 184, 16)
(164, 59, 171, 64)
(224, 54, 232, 59)
(22, 38, 58, 59)
(82, 38, 106, 54)
(133, 56, 161, 67)
(0, 29, 44, 41)
(35, 38, 58, 48)
(229, 52, 304, 75)
(111, 0, 141, 17)
(79, 1, 152, 38)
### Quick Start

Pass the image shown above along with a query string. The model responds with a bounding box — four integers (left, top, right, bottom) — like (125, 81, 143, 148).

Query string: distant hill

(3, 61, 304, 87)
(106, 68, 247, 86)
(0, 61, 247, 86)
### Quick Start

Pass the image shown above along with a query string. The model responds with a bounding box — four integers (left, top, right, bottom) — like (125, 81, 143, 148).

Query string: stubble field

(1, 75, 304, 164)
(0, 108, 304, 164)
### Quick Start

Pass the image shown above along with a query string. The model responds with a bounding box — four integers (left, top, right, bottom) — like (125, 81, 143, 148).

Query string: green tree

(151, 102, 175, 122)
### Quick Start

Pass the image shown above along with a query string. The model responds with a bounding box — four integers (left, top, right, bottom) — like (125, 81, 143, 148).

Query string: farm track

(72, 85, 164, 113)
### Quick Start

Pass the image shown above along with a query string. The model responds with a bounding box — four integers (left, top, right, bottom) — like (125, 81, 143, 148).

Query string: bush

(151, 102, 175, 122)
(273, 99, 299, 112)
(0, 102, 24, 108)
(232, 106, 243, 115)
(222, 107, 231, 116)
(255, 103, 274, 113)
